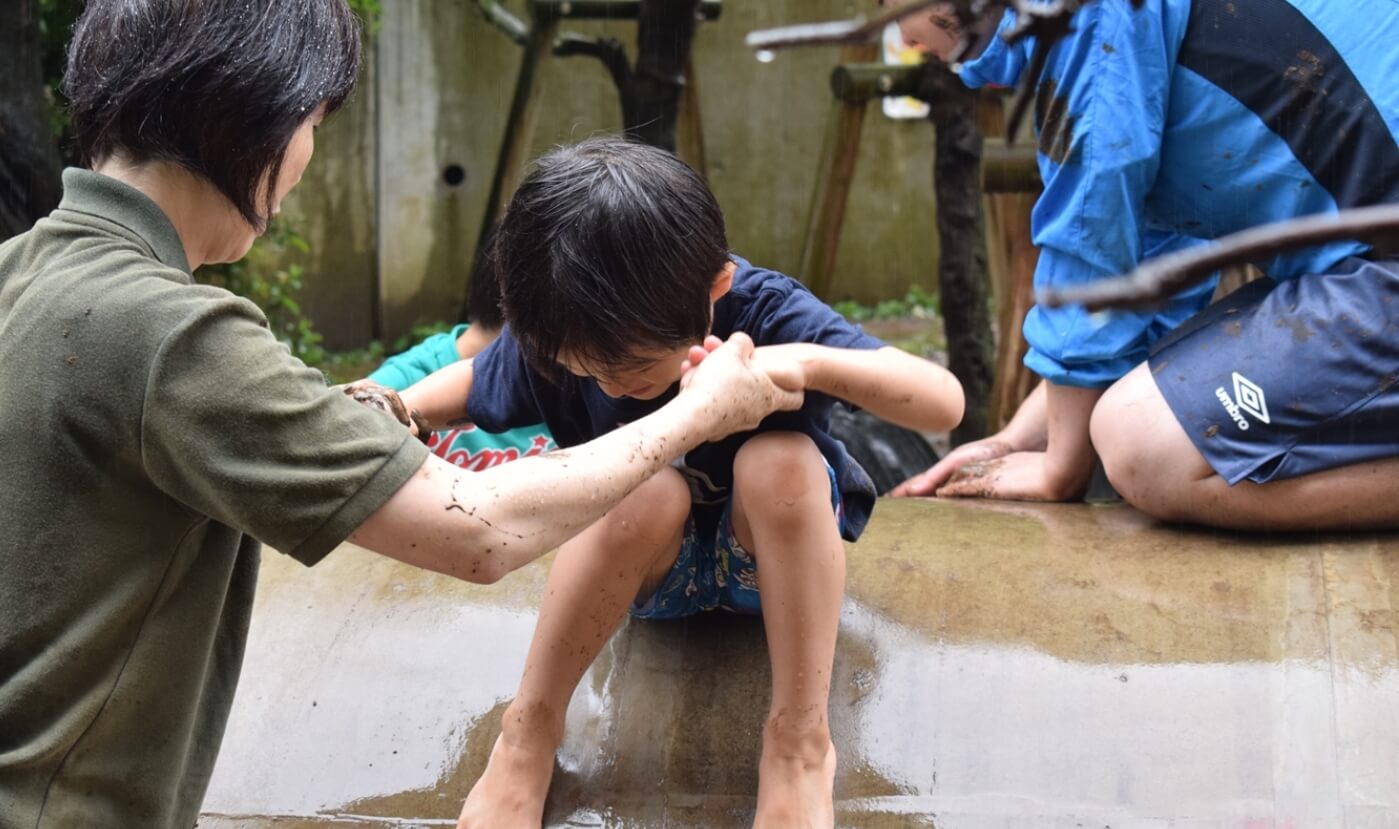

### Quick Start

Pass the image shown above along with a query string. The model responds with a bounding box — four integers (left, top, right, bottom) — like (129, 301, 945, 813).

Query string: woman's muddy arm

(350, 334, 802, 582)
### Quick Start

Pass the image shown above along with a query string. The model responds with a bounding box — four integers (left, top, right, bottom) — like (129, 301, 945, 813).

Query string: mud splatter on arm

(351, 335, 803, 584)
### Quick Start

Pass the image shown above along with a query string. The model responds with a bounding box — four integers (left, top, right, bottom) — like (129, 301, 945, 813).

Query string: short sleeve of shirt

(140, 297, 429, 566)
(718, 262, 887, 431)
(723, 265, 886, 353)
(466, 329, 557, 434)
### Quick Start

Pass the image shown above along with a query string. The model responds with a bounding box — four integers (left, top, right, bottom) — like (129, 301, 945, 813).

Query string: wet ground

(200, 499, 1399, 828)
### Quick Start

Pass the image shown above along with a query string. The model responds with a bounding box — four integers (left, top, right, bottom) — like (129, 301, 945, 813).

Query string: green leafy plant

(318, 341, 388, 385)
(833, 284, 940, 323)
(38, 0, 82, 158)
(392, 320, 454, 353)
(313, 319, 455, 386)
(346, 0, 383, 32)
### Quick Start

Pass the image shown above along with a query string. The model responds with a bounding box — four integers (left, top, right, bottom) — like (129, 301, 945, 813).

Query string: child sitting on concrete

(403, 136, 964, 828)
(369, 226, 554, 469)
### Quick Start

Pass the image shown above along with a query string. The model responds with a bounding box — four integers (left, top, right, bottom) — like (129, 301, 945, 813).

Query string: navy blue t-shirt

(467, 257, 887, 541)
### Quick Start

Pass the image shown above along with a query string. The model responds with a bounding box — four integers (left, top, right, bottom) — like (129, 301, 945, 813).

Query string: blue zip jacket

(960, 0, 1399, 387)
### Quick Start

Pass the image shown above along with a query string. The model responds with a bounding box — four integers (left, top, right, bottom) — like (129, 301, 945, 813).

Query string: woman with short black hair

(0, 2, 800, 826)
(65, 0, 363, 235)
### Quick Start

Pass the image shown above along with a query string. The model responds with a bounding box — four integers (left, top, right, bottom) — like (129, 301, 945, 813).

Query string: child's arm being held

(400, 358, 475, 429)
(761, 344, 965, 434)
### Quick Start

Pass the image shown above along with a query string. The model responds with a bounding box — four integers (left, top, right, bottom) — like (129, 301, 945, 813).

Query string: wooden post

(480, 17, 557, 228)
(798, 42, 880, 299)
(463, 6, 556, 331)
(626, 0, 705, 152)
(983, 191, 1040, 431)
(478, 0, 717, 213)
(1213, 264, 1263, 301)
(981, 140, 1039, 193)
(798, 59, 1027, 442)
(926, 64, 994, 445)
(828, 63, 923, 102)
(473, 0, 713, 324)
(549, 0, 712, 156)
(978, 98, 1041, 432)
(676, 57, 708, 176)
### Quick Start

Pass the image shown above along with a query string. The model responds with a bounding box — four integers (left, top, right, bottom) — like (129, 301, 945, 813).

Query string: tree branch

(1039, 204, 1399, 311)
(553, 33, 634, 93)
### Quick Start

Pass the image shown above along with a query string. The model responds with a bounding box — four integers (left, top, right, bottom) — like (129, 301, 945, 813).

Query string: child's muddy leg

(458, 467, 690, 829)
(731, 432, 845, 829)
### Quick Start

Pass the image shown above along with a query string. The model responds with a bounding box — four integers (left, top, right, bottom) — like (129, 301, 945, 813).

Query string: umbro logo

(1214, 372, 1270, 431)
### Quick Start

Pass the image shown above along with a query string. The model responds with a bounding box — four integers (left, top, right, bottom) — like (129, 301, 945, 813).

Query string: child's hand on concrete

(892, 436, 1016, 497)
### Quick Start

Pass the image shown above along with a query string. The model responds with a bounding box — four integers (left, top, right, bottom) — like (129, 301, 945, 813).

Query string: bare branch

(743, 0, 947, 52)
(743, 0, 1091, 144)
(553, 33, 634, 92)
(476, 0, 531, 46)
(1039, 204, 1399, 311)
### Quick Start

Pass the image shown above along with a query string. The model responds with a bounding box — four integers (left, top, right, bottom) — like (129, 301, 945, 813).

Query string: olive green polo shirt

(0, 170, 429, 828)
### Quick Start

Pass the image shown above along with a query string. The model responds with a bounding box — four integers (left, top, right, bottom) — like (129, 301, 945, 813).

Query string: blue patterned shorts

(630, 462, 843, 620)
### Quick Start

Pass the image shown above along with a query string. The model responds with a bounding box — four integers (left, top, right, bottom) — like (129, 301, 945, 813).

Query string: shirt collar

(57, 168, 192, 276)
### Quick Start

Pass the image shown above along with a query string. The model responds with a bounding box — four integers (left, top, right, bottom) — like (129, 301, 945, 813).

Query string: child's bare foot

(456, 708, 560, 829)
(753, 725, 837, 829)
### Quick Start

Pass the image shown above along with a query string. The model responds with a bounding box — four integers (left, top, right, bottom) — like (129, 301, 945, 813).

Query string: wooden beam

(978, 98, 1041, 432)
(981, 139, 1039, 193)
(676, 57, 708, 177)
(798, 42, 880, 299)
(829, 63, 923, 103)
(479, 18, 558, 226)
(532, 0, 721, 22)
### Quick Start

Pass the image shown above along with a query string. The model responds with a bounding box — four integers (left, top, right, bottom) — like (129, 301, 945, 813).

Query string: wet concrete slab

(200, 499, 1399, 828)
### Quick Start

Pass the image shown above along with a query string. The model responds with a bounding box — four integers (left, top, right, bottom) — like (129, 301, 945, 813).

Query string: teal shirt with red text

(369, 324, 555, 469)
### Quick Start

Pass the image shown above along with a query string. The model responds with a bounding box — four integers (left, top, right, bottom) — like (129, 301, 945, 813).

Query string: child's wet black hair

(463, 224, 505, 330)
(492, 135, 729, 378)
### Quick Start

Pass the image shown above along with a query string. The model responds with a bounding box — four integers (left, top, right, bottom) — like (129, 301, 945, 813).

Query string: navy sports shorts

(1148, 256, 1399, 486)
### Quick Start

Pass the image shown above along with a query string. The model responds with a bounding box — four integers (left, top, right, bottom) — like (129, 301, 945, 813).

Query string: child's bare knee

(1091, 383, 1144, 500)
(603, 467, 690, 544)
(733, 432, 827, 514)
(1093, 367, 1216, 519)
(1094, 366, 1184, 506)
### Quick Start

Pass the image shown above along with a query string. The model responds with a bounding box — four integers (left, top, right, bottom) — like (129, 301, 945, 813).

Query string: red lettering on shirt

(428, 425, 552, 471)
